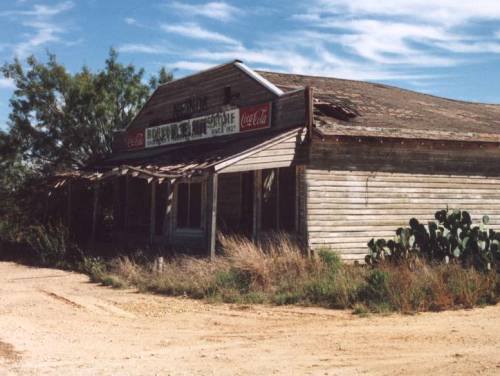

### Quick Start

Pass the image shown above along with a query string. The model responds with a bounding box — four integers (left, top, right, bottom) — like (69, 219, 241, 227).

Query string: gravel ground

(1, 261, 499, 375)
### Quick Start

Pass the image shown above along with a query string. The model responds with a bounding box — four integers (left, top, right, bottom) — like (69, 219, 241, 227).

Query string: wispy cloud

(124, 17, 137, 26)
(0, 1, 73, 18)
(169, 1, 240, 22)
(14, 21, 64, 57)
(161, 22, 240, 45)
(169, 60, 215, 71)
(1, 1, 74, 58)
(188, 43, 437, 81)
(311, 0, 500, 26)
(293, 1, 500, 65)
(154, 0, 500, 84)
(0, 78, 15, 89)
(117, 43, 170, 54)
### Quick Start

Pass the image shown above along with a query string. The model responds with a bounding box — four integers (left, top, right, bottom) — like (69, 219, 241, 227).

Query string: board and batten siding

(306, 136, 500, 261)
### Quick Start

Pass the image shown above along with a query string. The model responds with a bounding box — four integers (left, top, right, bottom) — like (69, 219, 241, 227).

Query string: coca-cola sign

(240, 103, 271, 132)
(126, 102, 271, 149)
(127, 129, 145, 149)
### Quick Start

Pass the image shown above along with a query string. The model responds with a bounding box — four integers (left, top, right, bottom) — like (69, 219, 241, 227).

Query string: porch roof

(53, 127, 304, 187)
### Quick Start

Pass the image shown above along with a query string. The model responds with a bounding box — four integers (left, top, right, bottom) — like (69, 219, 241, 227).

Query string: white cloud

(1, 1, 74, 58)
(169, 1, 240, 22)
(0, 1, 73, 18)
(188, 44, 434, 81)
(124, 17, 137, 26)
(169, 61, 215, 71)
(161, 22, 240, 45)
(117, 43, 169, 54)
(14, 21, 63, 57)
(312, 0, 500, 26)
(287, 0, 500, 75)
(0, 78, 15, 89)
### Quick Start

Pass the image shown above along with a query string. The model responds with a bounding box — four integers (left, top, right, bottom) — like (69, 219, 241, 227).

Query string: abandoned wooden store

(54, 60, 500, 262)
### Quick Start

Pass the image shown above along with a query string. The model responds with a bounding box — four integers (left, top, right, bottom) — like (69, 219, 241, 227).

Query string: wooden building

(58, 60, 500, 262)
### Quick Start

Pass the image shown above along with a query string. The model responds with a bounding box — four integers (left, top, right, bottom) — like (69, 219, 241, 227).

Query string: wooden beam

(305, 86, 314, 142)
(90, 183, 100, 249)
(163, 180, 173, 242)
(66, 180, 72, 234)
(124, 176, 130, 229)
(252, 170, 262, 242)
(149, 180, 157, 245)
(206, 173, 218, 260)
(295, 166, 300, 233)
(275, 168, 280, 230)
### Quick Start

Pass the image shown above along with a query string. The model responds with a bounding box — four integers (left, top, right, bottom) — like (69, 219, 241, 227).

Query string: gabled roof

(258, 71, 500, 143)
(125, 61, 283, 130)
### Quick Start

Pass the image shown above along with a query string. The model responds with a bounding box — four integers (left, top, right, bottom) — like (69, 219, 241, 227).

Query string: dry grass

(87, 234, 500, 313)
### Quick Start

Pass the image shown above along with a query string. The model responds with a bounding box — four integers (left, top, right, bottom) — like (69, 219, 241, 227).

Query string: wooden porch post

(124, 175, 130, 229)
(163, 180, 173, 242)
(207, 173, 218, 260)
(295, 165, 300, 233)
(66, 180, 72, 234)
(275, 169, 280, 230)
(252, 170, 262, 242)
(90, 183, 100, 249)
(149, 180, 156, 245)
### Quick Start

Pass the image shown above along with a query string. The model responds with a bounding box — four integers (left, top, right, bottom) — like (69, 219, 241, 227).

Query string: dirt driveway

(0, 261, 499, 375)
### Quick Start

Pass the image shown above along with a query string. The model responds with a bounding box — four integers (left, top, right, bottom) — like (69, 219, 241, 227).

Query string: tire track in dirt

(0, 340, 21, 363)
(38, 289, 84, 309)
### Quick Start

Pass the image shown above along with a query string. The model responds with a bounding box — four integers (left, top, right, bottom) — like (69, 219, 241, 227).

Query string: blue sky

(1, 0, 500, 130)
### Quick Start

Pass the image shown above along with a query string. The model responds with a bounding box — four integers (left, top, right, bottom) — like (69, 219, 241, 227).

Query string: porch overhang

(53, 127, 307, 187)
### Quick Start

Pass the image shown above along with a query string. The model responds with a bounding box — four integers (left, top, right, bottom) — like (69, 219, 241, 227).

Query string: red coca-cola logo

(240, 103, 270, 131)
(127, 129, 145, 149)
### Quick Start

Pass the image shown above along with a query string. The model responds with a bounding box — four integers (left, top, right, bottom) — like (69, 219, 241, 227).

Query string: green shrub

(317, 248, 342, 274)
(273, 291, 302, 305)
(24, 223, 83, 267)
(215, 268, 252, 293)
(101, 275, 127, 288)
(359, 270, 391, 309)
(80, 257, 108, 283)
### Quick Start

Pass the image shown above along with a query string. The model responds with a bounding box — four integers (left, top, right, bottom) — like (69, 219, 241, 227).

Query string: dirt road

(0, 262, 499, 375)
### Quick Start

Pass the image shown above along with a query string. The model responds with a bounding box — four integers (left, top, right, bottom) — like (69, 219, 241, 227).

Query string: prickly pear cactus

(366, 208, 500, 271)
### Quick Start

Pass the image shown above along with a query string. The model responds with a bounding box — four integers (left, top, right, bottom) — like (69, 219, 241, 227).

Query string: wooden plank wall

(217, 172, 242, 231)
(307, 136, 500, 261)
(272, 89, 307, 130)
(129, 64, 276, 130)
(222, 129, 307, 173)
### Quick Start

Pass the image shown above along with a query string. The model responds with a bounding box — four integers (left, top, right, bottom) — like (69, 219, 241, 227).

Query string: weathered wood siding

(217, 172, 242, 231)
(221, 128, 308, 173)
(307, 136, 500, 261)
(129, 64, 276, 130)
(272, 89, 307, 130)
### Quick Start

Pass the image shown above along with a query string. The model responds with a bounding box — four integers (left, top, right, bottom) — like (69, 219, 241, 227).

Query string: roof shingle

(258, 71, 500, 142)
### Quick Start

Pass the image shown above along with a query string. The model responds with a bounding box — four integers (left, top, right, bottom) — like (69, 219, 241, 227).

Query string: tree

(149, 66, 174, 90)
(1, 49, 172, 173)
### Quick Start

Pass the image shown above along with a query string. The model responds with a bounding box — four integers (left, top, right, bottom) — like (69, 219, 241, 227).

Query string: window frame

(172, 177, 207, 234)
